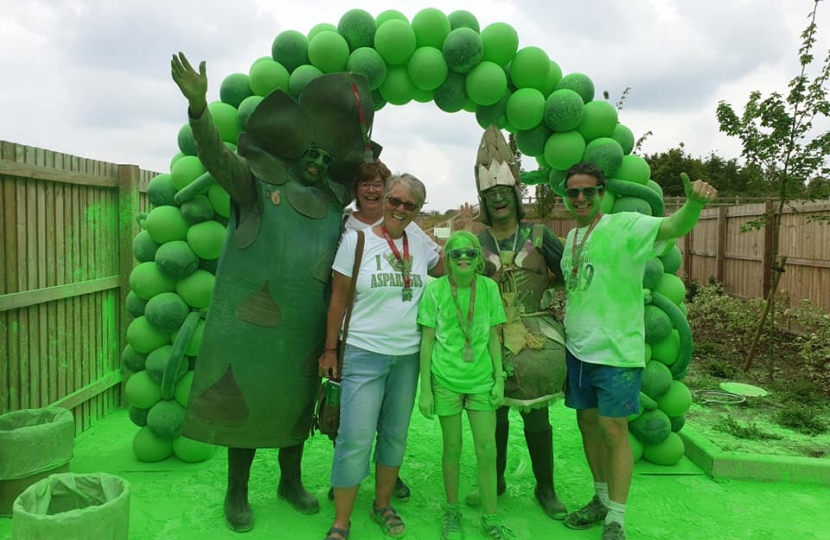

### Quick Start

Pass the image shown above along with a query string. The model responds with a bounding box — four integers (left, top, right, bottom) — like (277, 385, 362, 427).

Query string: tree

(715, 0, 830, 371)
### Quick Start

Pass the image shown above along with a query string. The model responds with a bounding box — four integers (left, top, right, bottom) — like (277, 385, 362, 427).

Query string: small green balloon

(466, 60, 507, 106)
(237, 95, 264, 131)
(506, 88, 546, 131)
(556, 72, 595, 104)
(347, 47, 388, 90)
(249, 60, 290, 97)
(510, 47, 550, 90)
(616, 155, 652, 185)
(407, 46, 448, 91)
(475, 91, 511, 130)
(169, 152, 185, 170)
(219, 73, 253, 109)
(411, 86, 435, 103)
(371, 89, 387, 111)
(288, 64, 324, 99)
(307, 23, 337, 41)
(374, 19, 417, 65)
(515, 122, 553, 157)
(208, 102, 240, 144)
(544, 131, 586, 171)
(308, 30, 350, 73)
(249, 56, 272, 70)
(535, 154, 551, 170)
(338, 9, 377, 50)
(411, 8, 451, 48)
(583, 137, 625, 178)
(271, 30, 310, 73)
(442, 27, 484, 74)
(177, 124, 196, 156)
(480, 22, 519, 66)
(577, 100, 619, 142)
(549, 169, 566, 196)
(448, 10, 480, 32)
(378, 65, 414, 106)
(433, 71, 469, 113)
(544, 89, 585, 132)
(171, 155, 206, 190)
(612, 124, 636, 155)
(376, 9, 408, 26)
(542, 60, 564, 97)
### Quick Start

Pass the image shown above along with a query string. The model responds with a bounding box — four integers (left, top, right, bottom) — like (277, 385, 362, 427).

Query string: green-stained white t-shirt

(560, 212, 665, 368)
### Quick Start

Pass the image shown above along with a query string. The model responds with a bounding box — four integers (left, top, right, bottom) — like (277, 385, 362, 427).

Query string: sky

(1, 0, 827, 213)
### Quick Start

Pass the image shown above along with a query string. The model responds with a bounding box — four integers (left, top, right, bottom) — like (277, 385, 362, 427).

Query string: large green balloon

(510, 46, 550, 90)
(237, 95, 264, 131)
(249, 60, 289, 97)
(308, 30, 350, 73)
(219, 73, 253, 109)
(466, 61, 508, 106)
(442, 27, 484, 74)
(556, 72, 595, 104)
(582, 137, 625, 177)
(374, 19, 416, 65)
(448, 10, 480, 32)
(577, 100, 619, 142)
(544, 130, 586, 171)
(475, 91, 510, 129)
(177, 124, 196, 156)
(516, 123, 553, 157)
(307, 23, 337, 41)
(544, 89, 585, 132)
(434, 72, 468, 113)
(411, 86, 435, 103)
(208, 102, 239, 144)
(347, 47, 388, 90)
(411, 8, 451, 48)
(506, 88, 545, 130)
(612, 124, 636, 155)
(480, 22, 519, 66)
(288, 64, 324, 99)
(616, 155, 651, 185)
(407, 47, 448, 91)
(337, 9, 377, 50)
(376, 9, 408, 26)
(271, 30, 309, 72)
(379, 65, 415, 106)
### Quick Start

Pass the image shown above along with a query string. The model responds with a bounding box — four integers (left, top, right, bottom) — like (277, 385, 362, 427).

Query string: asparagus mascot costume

(171, 52, 380, 532)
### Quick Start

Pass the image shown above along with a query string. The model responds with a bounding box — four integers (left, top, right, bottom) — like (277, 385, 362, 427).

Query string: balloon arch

(124, 7, 693, 467)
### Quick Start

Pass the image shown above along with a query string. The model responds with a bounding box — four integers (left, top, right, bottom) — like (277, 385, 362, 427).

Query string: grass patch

(714, 417, 784, 441)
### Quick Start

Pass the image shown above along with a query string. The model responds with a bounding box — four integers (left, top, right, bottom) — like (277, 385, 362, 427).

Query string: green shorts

(433, 379, 498, 416)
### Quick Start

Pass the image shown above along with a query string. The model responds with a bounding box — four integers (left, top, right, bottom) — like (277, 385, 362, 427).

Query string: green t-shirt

(560, 212, 665, 368)
(418, 275, 507, 393)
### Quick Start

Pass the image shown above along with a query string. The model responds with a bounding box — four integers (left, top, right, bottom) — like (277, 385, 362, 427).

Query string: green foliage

(715, 417, 784, 441)
(775, 404, 828, 435)
(703, 360, 741, 379)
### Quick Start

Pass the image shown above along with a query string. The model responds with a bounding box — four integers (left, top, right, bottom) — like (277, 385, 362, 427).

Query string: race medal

(462, 345, 474, 363)
(402, 287, 413, 302)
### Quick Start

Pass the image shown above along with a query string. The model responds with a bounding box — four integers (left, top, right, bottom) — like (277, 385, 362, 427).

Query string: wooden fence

(0, 140, 153, 433)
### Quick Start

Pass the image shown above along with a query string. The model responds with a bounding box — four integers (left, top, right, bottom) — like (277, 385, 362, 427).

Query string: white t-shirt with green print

(560, 212, 665, 368)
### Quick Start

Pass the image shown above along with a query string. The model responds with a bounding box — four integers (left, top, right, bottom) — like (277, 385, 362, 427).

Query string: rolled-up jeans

(331, 344, 419, 487)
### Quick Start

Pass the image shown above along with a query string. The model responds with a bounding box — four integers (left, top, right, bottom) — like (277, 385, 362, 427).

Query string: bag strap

(335, 230, 364, 380)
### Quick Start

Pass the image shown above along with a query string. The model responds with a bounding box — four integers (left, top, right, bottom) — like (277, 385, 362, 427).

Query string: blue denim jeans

(331, 344, 419, 487)
(564, 349, 643, 418)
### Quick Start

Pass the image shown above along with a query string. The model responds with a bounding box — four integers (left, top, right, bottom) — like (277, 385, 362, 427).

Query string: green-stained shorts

(433, 379, 498, 416)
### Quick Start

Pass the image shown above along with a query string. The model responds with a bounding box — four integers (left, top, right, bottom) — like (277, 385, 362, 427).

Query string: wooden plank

(117, 165, 141, 365)
(26, 177, 41, 407)
(786, 257, 830, 269)
(762, 201, 776, 297)
(725, 253, 764, 263)
(2, 178, 16, 295)
(51, 370, 122, 411)
(0, 178, 5, 296)
(716, 207, 727, 283)
(0, 276, 121, 311)
(0, 159, 118, 188)
(45, 179, 57, 404)
(682, 230, 692, 283)
(56, 183, 68, 401)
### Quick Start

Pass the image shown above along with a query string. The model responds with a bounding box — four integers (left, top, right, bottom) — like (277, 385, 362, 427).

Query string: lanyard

(570, 214, 602, 282)
(450, 276, 477, 360)
(381, 226, 411, 299)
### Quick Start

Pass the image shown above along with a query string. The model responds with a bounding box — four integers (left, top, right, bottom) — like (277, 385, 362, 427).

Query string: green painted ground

(1, 401, 828, 540)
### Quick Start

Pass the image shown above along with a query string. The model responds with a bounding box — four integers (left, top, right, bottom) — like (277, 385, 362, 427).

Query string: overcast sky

(2, 0, 826, 212)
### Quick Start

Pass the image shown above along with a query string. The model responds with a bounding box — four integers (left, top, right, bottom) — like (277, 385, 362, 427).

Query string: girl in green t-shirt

(417, 231, 511, 540)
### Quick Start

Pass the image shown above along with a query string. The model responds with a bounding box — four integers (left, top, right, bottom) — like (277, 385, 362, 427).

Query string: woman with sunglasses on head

(319, 173, 444, 540)
(417, 231, 512, 540)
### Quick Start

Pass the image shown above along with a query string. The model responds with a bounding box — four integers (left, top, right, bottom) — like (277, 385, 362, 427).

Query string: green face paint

(564, 174, 604, 226)
(482, 185, 517, 225)
(298, 145, 333, 184)
(446, 237, 479, 284)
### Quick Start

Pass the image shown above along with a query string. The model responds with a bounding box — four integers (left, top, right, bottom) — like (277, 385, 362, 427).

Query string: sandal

(371, 503, 406, 538)
(323, 524, 350, 540)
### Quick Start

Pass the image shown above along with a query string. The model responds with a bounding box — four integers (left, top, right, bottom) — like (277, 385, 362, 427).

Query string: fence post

(117, 164, 140, 405)
(716, 206, 727, 283)
(762, 200, 775, 298)
(682, 227, 693, 284)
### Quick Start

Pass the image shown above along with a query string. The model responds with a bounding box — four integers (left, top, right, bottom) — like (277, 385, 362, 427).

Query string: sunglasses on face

(483, 187, 513, 201)
(565, 186, 604, 199)
(306, 147, 334, 165)
(448, 248, 480, 260)
(386, 196, 418, 212)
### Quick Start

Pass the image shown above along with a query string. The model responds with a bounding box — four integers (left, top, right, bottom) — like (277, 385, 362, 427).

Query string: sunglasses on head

(448, 248, 480, 260)
(306, 147, 334, 165)
(386, 196, 418, 212)
(565, 186, 604, 199)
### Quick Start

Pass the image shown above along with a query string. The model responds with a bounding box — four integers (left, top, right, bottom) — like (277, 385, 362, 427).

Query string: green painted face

(446, 237, 480, 281)
(482, 185, 517, 224)
(298, 145, 333, 184)
(564, 174, 604, 226)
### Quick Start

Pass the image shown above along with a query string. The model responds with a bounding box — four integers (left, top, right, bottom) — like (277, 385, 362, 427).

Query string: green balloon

(379, 65, 414, 106)
(411, 86, 435, 103)
(466, 60, 507, 106)
(583, 137, 625, 178)
(271, 30, 309, 73)
(600, 190, 617, 213)
(249, 60, 290, 97)
(169, 152, 184, 170)
(338, 9, 376, 50)
(376, 10, 408, 26)
(515, 122, 553, 157)
(577, 100, 619, 142)
(288, 64, 324, 99)
(544, 89, 585, 132)
(219, 73, 253, 109)
(177, 124, 196, 156)
(462, 99, 477, 113)
(510, 46, 550, 90)
(434, 72, 469, 113)
(371, 89, 387, 111)
(475, 91, 511, 130)
(542, 60, 564, 97)
(556, 72, 595, 104)
(448, 10, 480, 32)
(237, 95, 264, 131)
(411, 8, 451, 48)
(544, 131, 586, 171)
(612, 124, 636, 155)
(374, 19, 416, 65)
(347, 47, 388, 90)
(249, 56, 272, 70)
(442, 27, 484, 74)
(171, 155, 206, 190)
(480, 22, 519, 66)
(307, 23, 337, 41)
(506, 88, 546, 131)
(308, 30, 350, 73)
(535, 154, 551, 170)
(208, 102, 240, 144)
(549, 169, 566, 196)
(407, 46, 448, 91)
(616, 155, 652, 185)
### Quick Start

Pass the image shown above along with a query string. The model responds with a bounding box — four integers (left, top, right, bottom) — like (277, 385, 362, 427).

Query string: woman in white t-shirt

(319, 173, 444, 540)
